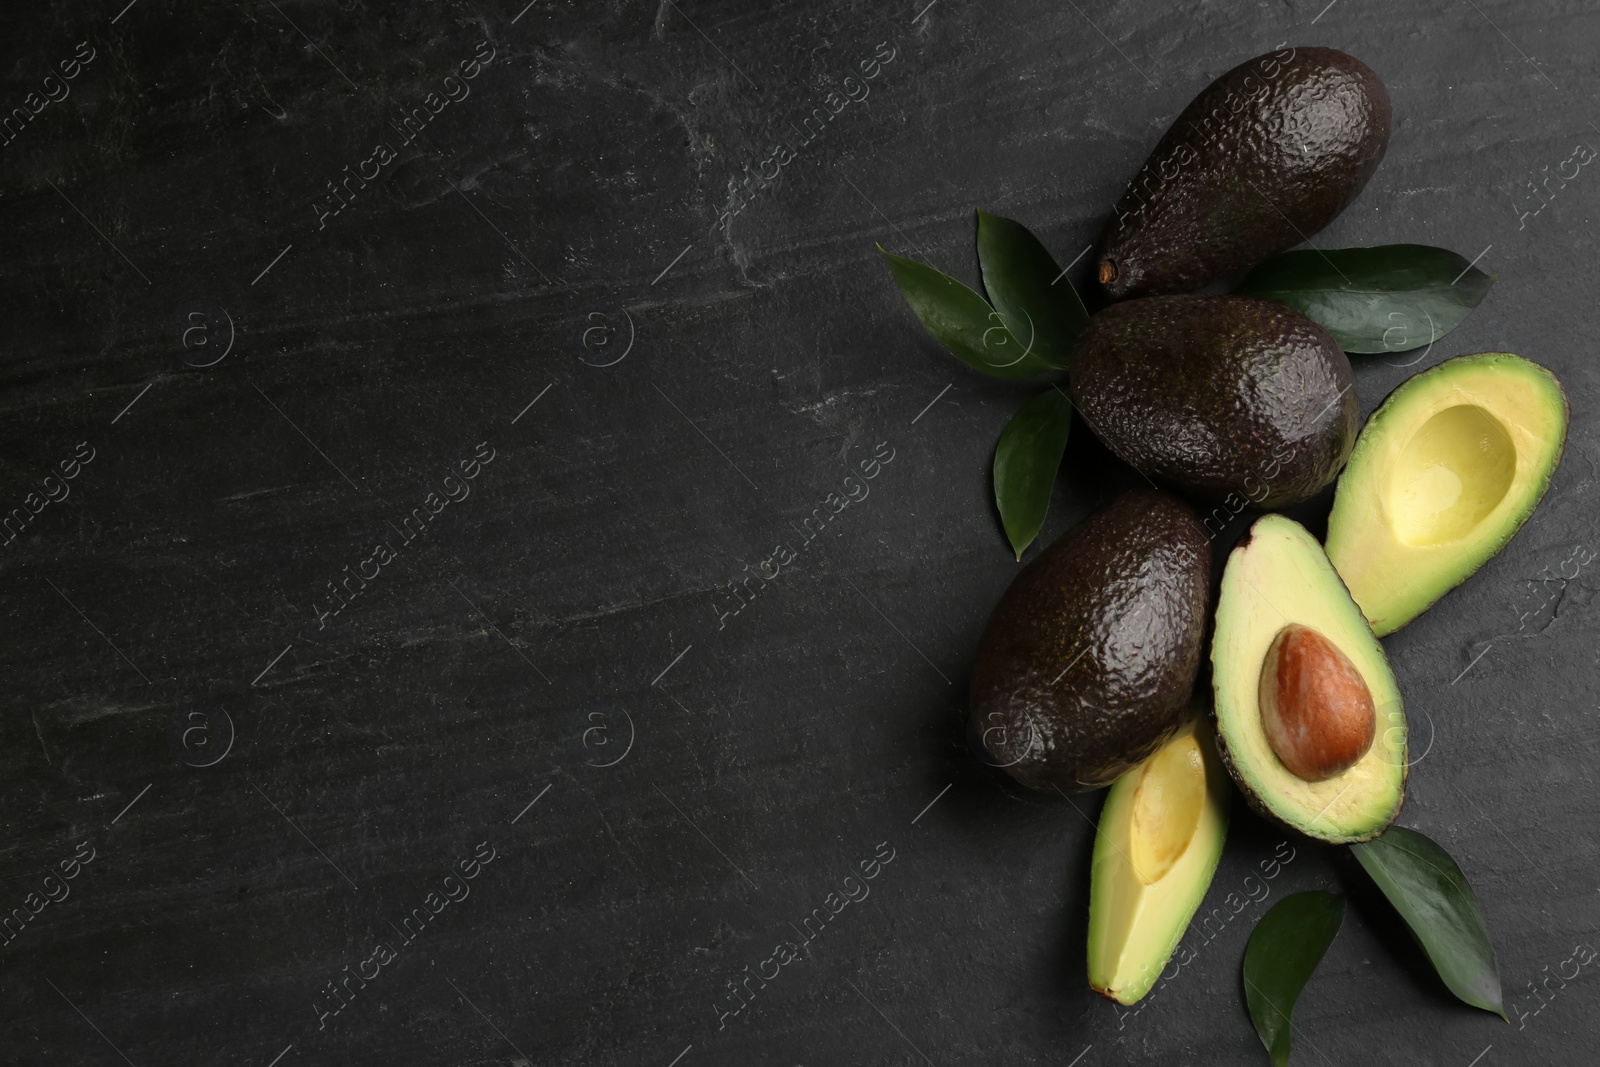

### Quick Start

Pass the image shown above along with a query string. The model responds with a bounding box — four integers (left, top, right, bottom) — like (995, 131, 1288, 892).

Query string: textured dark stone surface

(0, 2, 1594, 1065)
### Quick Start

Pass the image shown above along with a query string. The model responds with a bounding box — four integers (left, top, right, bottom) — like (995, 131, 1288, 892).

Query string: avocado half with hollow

(1088, 713, 1229, 1005)
(1326, 353, 1568, 635)
(1213, 515, 1405, 844)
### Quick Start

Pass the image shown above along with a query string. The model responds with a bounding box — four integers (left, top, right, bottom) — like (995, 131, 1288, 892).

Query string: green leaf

(1351, 825, 1506, 1019)
(1243, 891, 1345, 1067)
(993, 388, 1073, 560)
(975, 209, 1089, 369)
(879, 247, 1058, 380)
(1235, 245, 1495, 354)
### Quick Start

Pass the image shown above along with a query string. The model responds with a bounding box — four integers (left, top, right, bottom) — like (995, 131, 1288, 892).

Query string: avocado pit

(1258, 623, 1376, 781)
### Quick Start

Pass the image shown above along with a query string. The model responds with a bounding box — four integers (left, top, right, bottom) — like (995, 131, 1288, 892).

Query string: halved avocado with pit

(1326, 352, 1567, 635)
(1088, 713, 1229, 1005)
(1212, 515, 1405, 844)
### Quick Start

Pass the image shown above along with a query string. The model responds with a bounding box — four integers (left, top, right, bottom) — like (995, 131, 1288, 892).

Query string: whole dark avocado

(1097, 46, 1391, 299)
(1069, 294, 1359, 509)
(970, 490, 1210, 793)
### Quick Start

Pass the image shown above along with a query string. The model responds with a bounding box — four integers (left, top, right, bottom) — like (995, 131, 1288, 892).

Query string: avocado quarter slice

(1325, 352, 1568, 636)
(1088, 712, 1229, 1005)
(1212, 515, 1406, 844)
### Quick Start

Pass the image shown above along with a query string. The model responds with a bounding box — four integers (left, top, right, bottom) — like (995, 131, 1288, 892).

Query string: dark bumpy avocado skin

(1069, 295, 1359, 509)
(1097, 47, 1391, 299)
(970, 490, 1210, 793)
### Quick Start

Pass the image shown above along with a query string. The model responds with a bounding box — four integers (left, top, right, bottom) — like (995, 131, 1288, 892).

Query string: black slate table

(1, 2, 1595, 1064)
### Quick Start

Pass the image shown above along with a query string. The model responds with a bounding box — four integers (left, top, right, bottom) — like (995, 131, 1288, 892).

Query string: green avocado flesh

(1212, 515, 1405, 844)
(1088, 715, 1229, 1005)
(1326, 353, 1568, 636)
